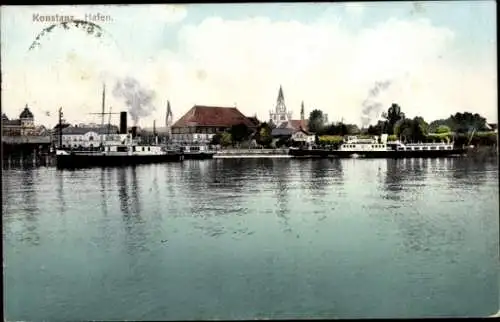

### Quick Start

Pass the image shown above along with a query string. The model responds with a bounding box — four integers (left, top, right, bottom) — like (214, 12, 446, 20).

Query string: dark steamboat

(56, 130, 183, 169)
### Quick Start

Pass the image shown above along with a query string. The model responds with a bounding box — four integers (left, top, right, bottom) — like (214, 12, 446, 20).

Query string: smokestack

(131, 126, 137, 138)
(120, 112, 127, 134)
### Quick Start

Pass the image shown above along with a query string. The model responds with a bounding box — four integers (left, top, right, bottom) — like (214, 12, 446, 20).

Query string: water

(3, 158, 499, 320)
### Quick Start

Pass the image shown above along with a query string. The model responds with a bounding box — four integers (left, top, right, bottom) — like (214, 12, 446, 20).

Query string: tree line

(308, 104, 496, 146)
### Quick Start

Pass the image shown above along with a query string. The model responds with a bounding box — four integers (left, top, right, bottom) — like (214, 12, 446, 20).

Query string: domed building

(19, 105, 35, 135)
(1, 105, 36, 136)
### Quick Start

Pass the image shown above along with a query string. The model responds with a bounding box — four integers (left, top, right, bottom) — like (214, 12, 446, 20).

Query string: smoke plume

(112, 77, 156, 125)
(360, 80, 392, 127)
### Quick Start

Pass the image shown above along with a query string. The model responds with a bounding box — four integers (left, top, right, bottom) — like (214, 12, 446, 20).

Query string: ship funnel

(119, 112, 127, 134)
(131, 126, 137, 138)
(381, 134, 388, 144)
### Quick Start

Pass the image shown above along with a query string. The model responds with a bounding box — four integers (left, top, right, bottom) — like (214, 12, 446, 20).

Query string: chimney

(120, 112, 127, 134)
(131, 126, 137, 138)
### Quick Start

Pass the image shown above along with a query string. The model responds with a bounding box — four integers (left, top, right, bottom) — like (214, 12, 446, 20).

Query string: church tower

(269, 85, 293, 128)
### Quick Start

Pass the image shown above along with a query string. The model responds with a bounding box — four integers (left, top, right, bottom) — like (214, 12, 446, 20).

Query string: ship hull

(56, 152, 184, 169)
(182, 152, 216, 160)
(288, 148, 468, 159)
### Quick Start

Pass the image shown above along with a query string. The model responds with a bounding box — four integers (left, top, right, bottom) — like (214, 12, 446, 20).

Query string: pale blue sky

(1, 1, 497, 127)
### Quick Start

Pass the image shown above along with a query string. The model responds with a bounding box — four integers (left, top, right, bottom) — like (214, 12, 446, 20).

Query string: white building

(60, 125, 121, 148)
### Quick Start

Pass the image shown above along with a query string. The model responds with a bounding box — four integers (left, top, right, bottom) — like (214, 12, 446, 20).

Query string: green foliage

(366, 120, 386, 135)
(381, 103, 405, 135)
(425, 133, 453, 143)
(229, 123, 251, 142)
(210, 133, 222, 145)
(308, 109, 325, 133)
(220, 132, 232, 147)
(428, 119, 452, 133)
(318, 135, 344, 144)
(255, 122, 273, 147)
(448, 112, 487, 133)
(394, 116, 428, 142)
(387, 134, 398, 141)
(435, 125, 451, 134)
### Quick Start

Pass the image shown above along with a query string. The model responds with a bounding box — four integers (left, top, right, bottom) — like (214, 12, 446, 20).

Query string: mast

(58, 107, 63, 148)
(100, 83, 105, 145)
(107, 105, 112, 136)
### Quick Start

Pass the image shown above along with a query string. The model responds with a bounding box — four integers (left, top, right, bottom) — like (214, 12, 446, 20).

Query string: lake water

(3, 157, 499, 320)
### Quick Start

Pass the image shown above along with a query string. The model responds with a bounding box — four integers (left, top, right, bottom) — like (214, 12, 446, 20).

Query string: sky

(1, 1, 497, 128)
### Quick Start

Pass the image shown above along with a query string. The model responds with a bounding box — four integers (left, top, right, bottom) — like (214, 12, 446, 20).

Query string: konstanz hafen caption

(32, 13, 112, 23)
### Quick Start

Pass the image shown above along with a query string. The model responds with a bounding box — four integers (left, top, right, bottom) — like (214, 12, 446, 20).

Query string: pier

(2, 135, 53, 167)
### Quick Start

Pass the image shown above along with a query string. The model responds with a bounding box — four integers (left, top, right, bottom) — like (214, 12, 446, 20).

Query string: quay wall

(214, 148, 290, 158)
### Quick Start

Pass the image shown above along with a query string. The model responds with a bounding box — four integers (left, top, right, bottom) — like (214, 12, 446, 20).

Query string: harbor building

(2, 105, 39, 136)
(60, 124, 120, 149)
(171, 105, 258, 144)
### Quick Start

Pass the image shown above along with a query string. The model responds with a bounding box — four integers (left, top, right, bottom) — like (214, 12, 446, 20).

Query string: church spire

(276, 85, 286, 113)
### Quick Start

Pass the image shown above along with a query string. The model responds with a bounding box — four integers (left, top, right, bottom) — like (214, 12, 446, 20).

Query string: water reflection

(57, 171, 67, 214)
(307, 159, 343, 194)
(100, 168, 108, 217)
(117, 167, 130, 215)
(446, 157, 489, 187)
(382, 159, 406, 202)
(19, 169, 40, 246)
(377, 157, 479, 257)
(186, 160, 253, 238)
(116, 166, 147, 254)
(272, 160, 292, 233)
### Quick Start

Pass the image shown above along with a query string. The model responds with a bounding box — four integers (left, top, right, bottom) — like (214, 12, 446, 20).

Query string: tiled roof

(247, 116, 260, 126)
(290, 119, 309, 131)
(62, 125, 119, 135)
(271, 128, 294, 136)
(172, 105, 256, 128)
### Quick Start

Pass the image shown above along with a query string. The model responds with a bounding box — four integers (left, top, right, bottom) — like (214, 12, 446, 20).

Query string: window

(142, 147, 145, 151)
(439, 146, 445, 150)
(89, 136, 94, 141)
(430, 146, 436, 150)
(148, 147, 150, 151)
(132, 147, 136, 152)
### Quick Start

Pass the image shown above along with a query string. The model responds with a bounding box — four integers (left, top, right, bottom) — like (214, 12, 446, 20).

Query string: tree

(435, 125, 451, 134)
(448, 112, 487, 133)
(428, 119, 452, 133)
(394, 117, 428, 142)
(210, 133, 222, 145)
(346, 124, 361, 135)
(381, 103, 405, 135)
(229, 123, 250, 143)
(255, 122, 273, 147)
(220, 132, 232, 147)
(366, 120, 386, 135)
(308, 109, 325, 133)
(323, 122, 348, 136)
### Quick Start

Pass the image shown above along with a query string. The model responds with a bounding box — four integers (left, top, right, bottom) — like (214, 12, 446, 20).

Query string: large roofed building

(171, 105, 258, 144)
(2, 105, 37, 136)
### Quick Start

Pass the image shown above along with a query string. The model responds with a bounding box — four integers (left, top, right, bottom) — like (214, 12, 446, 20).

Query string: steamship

(55, 86, 184, 169)
(55, 125, 184, 169)
(289, 134, 468, 158)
